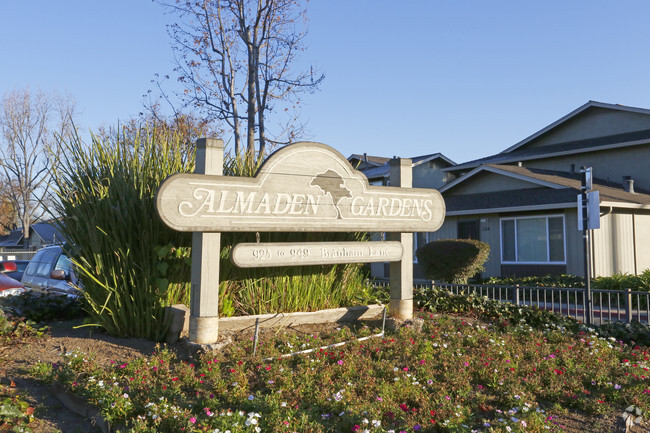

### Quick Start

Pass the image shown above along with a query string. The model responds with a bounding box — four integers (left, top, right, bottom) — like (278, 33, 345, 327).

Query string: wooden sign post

(388, 158, 414, 320)
(189, 138, 223, 343)
(157, 141, 445, 344)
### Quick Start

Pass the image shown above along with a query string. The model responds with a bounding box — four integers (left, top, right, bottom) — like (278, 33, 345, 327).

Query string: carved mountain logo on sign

(156, 142, 445, 233)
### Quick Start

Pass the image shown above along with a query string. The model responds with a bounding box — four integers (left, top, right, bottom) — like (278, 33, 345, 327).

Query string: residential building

(427, 101, 650, 278)
(348, 153, 456, 278)
(0, 222, 66, 253)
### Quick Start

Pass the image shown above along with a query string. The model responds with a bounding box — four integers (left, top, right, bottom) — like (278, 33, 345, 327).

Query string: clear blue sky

(4, 1, 650, 164)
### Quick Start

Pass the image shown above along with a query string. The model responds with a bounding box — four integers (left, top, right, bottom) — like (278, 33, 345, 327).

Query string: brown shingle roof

(443, 165, 650, 213)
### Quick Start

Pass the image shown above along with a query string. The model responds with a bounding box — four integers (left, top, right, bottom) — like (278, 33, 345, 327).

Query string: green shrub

(483, 271, 650, 292)
(482, 274, 585, 288)
(51, 127, 194, 341)
(416, 239, 490, 284)
(592, 271, 650, 291)
(596, 321, 650, 346)
(51, 130, 374, 339)
(414, 285, 581, 332)
(0, 292, 87, 323)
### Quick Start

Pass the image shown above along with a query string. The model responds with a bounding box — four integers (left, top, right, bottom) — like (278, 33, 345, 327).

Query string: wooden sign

(156, 142, 445, 233)
(231, 241, 403, 268)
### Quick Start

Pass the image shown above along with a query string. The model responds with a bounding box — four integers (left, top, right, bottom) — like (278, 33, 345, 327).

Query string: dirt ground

(0, 318, 645, 433)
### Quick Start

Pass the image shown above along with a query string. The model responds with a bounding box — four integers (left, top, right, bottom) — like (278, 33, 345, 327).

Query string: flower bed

(31, 310, 649, 432)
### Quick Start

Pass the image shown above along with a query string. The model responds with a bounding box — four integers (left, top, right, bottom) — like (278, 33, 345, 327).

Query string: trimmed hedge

(416, 238, 490, 284)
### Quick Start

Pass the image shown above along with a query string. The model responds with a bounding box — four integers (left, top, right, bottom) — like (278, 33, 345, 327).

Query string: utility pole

(580, 166, 593, 325)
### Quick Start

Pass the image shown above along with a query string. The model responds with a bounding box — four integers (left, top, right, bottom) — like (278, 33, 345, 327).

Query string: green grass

(31, 298, 650, 433)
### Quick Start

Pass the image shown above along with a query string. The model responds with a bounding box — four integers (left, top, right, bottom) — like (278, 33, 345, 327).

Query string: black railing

(370, 279, 650, 324)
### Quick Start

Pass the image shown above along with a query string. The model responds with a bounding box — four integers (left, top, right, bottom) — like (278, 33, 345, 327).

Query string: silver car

(21, 245, 80, 296)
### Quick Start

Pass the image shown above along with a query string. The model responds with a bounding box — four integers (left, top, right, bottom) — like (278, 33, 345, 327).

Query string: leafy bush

(0, 383, 34, 432)
(483, 270, 650, 292)
(0, 309, 48, 347)
(596, 321, 650, 346)
(416, 239, 490, 284)
(414, 285, 581, 332)
(481, 274, 585, 288)
(416, 285, 650, 347)
(592, 271, 650, 291)
(51, 130, 373, 339)
(51, 127, 194, 341)
(0, 292, 86, 323)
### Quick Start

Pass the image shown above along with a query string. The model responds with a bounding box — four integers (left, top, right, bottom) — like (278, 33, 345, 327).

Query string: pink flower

(338, 360, 344, 365)
(189, 417, 197, 424)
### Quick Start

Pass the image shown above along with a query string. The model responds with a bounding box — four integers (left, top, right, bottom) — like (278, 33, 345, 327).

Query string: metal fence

(0, 250, 38, 261)
(369, 279, 650, 324)
(432, 282, 650, 325)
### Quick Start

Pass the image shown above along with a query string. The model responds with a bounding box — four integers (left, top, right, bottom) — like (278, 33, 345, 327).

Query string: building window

(500, 215, 565, 264)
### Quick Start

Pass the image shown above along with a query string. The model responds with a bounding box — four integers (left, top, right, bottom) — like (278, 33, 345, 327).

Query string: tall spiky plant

(50, 127, 193, 341)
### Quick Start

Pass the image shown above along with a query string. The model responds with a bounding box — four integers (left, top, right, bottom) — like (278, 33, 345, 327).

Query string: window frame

(499, 214, 567, 265)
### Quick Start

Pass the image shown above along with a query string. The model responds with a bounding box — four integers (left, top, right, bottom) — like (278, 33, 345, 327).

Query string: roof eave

(445, 202, 576, 216)
(443, 137, 650, 173)
(445, 200, 650, 216)
(500, 100, 650, 154)
(439, 165, 567, 193)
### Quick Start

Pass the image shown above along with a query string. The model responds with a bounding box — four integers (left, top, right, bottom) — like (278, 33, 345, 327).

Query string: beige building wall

(446, 172, 545, 196)
(634, 214, 650, 273)
(525, 108, 650, 150)
(421, 207, 650, 279)
(524, 145, 650, 192)
(591, 211, 636, 277)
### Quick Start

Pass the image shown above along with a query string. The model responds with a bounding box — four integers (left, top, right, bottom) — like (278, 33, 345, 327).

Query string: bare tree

(158, 0, 323, 160)
(0, 174, 18, 236)
(0, 88, 77, 245)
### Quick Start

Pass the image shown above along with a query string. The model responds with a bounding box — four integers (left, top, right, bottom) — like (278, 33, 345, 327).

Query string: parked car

(0, 273, 25, 297)
(21, 245, 80, 296)
(0, 260, 30, 282)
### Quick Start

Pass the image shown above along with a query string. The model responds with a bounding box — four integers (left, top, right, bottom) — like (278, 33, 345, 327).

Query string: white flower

(372, 420, 381, 427)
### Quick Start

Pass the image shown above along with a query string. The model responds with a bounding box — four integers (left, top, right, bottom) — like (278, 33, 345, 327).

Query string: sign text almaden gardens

(157, 143, 445, 233)
(156, 141, 445, 344)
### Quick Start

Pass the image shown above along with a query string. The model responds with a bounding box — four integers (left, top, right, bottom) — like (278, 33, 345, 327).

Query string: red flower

(399, 403, 409, 412)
